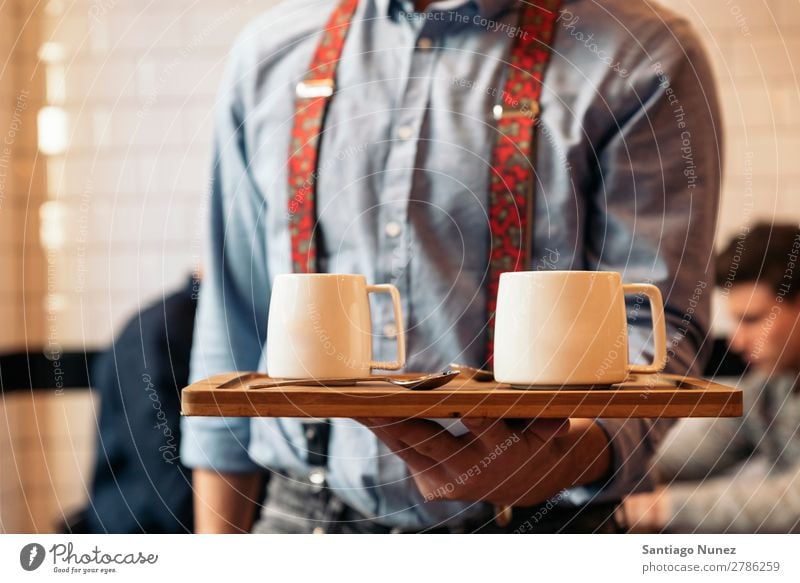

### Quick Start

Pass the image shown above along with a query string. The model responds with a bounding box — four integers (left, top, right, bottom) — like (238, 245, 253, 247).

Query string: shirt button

(396, 125, 413, 140)
(385, 221, 402, 238)
(309, 468, 326, 485)
(418, 37, 433, 50)
(383, 323, 398, 338)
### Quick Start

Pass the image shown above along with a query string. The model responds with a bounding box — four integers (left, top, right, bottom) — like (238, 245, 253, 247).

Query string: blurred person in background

(625, 222, 800, 533)
(63, 275, 200, 533)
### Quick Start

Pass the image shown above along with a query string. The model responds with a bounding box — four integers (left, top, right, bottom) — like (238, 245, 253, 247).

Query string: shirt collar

(476, 0, 517, 18)
(386, 0, 515, 20)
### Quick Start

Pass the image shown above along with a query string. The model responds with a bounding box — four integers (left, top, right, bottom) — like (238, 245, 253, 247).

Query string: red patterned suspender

(485, 0, 561, 366)
(287, 0, 359, 273)
(287, 0, 562, 364)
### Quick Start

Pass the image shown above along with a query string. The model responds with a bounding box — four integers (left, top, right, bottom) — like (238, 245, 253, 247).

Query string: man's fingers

(366, 425, 438, 470)
(359, 418, 465, 462)
(358, 420, 453, 491)
(461, 418, 517, 450)
(524, 418, 572, 441)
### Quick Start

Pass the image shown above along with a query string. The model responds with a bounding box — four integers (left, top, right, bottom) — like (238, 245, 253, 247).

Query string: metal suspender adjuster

(302, 420, 331, 492)
(296, 78, 335, 99)
(492, 101, 541, 121)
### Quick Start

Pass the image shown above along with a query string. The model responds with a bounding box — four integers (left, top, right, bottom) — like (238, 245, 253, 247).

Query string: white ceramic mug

(266, 274, 406, 379)
(493, 270, 667, 387)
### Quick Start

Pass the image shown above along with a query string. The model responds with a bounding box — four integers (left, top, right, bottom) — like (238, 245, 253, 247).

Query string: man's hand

(358, 417, 612, 507)
(622, 487, 670, 533)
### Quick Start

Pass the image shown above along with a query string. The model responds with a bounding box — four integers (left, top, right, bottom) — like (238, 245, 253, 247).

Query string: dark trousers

(252, 473, 626, 534)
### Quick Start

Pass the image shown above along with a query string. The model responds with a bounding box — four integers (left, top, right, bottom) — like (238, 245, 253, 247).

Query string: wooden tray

(181, 372, 742, 419)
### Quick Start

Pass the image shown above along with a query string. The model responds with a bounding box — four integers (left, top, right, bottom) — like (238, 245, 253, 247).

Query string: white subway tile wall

(10, 0, 275, 351)
(1, 0, 275, 534)
(658, 0, 800, 244)
(0, 0, 23, 353)
(1, 391, 98, 533)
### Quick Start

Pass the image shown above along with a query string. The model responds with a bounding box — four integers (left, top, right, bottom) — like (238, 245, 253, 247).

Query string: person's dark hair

(716, 222, 800, 300)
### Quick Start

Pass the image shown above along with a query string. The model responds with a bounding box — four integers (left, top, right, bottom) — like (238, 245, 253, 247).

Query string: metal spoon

(244, 369, 460, 391)
(448, 362, 495, 382)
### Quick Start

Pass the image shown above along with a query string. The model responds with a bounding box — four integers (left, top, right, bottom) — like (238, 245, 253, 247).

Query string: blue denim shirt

(181, 0, 722, 529)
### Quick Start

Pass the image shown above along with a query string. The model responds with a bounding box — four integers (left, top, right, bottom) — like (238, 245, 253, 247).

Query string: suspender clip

(296, 78, 335, 99)
(492, 101, 540, 121)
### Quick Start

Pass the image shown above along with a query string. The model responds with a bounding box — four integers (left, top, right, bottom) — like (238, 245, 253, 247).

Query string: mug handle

(366, 284, 406, 370)
(622, 283, 667, 374)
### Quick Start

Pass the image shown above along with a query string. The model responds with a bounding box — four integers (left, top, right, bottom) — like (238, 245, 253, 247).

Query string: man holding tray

(181, 0, 721, 533)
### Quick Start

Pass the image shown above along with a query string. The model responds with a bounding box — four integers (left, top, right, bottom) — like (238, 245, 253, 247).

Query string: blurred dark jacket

(68, 277, 198, 533)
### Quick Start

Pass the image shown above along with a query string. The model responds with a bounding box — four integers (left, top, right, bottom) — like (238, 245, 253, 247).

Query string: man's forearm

(193, 469, 263, 533)
(554, 419, 613, 490)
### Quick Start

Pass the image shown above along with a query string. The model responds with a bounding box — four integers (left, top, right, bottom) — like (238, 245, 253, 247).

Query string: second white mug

(493, 270, 667, 387)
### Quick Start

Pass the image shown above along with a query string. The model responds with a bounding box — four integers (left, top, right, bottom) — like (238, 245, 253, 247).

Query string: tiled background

(0, 390, 97, 533)
(1, 0, 271, 354)
(1, 0, 799, 533)
(1, 0, 272, 534)
(2, 0, 800, 354)
(663, 0, 800, 244)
